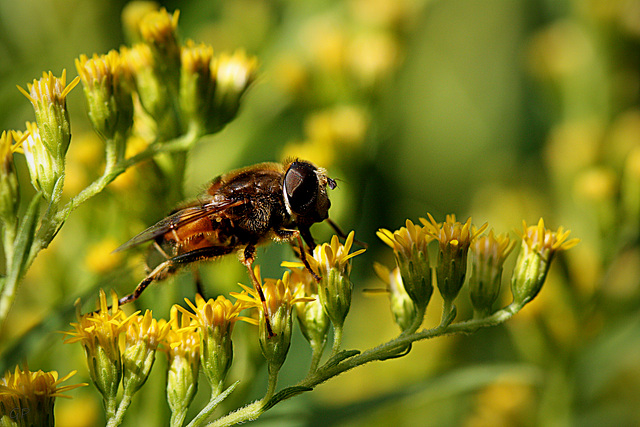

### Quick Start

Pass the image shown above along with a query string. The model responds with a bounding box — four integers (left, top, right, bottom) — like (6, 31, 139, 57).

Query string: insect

(114, 158, 338, 335)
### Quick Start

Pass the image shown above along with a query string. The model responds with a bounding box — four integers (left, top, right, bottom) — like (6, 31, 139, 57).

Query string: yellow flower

(16, 70, 79, 200)
(373, 262, 417, 331)
(122, 310, 170, 396)
(511, 219, 579, 306)
(469, 230, 515, 317)
(0, 131, 24, 222)
(75, 50, 134, 145)
(180, 294, 245, 394)
(64, 290, 137, 408)
(0, 364, 86, 427)
(234, 268, 312, 373)
(159, 306, 199, 426)
(377, 220, 432, 313)
(421, 214, 487, 308)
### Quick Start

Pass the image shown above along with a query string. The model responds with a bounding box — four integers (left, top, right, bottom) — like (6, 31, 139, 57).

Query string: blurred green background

(2, 0, 640, 426)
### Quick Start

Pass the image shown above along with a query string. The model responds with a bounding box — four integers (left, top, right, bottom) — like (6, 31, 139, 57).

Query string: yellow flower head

(180, 294, 245, 394)
(234, 268, 312, 371)
(64, 290, 137, 402)
(139, 7, 180, 49)
(0, 364, 86, 426)
(159, 306, 200, 419)
(307, 231, 366, 278)
(377, 221, 432, 312)
(17, 70, 79, 112)
(511, 218, 579, 306)
(64, 289, 136, 359)
(125, 309, 170, 351)
(0, 131, 24, 221)
(469, 230, 515, 317)
(75, 50, 134, 141)
(421, 214, 488, 306)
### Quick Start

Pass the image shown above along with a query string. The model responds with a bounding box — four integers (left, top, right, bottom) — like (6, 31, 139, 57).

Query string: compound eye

(284, 162, 318, 214)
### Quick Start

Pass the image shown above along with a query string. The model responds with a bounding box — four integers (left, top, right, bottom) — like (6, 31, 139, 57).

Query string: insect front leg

(115, 246, 235, 308)
(241, 244, 275, 338)
(275, 227, 321, 282)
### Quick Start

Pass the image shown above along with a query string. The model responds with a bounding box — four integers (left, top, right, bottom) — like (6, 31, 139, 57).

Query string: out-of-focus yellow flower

(0, 131, 24, 223)
(469, 230, 515, 317)
(0, 364, 86, 427)
(84, 238, 123, 274)
(139, 7, 180, 69)
(511, 218, 579, 307)
(347, 31, 400, 86)
(76, 51, 134, 149)
(121, 1, 163, 44)
(180, 294, 244, 394)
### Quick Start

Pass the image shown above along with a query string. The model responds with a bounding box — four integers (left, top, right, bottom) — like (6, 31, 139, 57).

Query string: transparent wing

(113, 199, 246, 252)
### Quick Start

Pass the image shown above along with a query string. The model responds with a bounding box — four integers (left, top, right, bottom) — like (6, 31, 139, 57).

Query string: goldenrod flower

(234, 268, 312, 374)
(159, 306, 199, 426)
(208, 50, 259, 134)
(469, 230, 515, 317)
(511, 219, 579, 307)
(75, 51, 134, 148)
(373, 262, 417, 332)
(122, 310, 170, 396)
(63, 290, 136, 414)
(180, 294, 244, 394)
(0, 131, 24, 223)
(0, 364, 86, 427)
(286, 265, 330, 358)
(421, 214, 487, 309)
(17, 70, 79, 200)
(179, 40, 215, 135)
(378, 220, 432, 313)
(139, 7, 181, 70)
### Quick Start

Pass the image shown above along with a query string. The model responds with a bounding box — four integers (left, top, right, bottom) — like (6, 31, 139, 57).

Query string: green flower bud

(373, 263, 417, 332)
(377, 220, 432, 314)
(160, 306, 200, 427)
(469, 231, 514, 317)
(75, 51, 134, 160)
(421, 214, 487, 309)
(511, 219, 579, 307)
(0, 132, 21, 224)
(17, 71, 79, 201)
(182, 295, 243, 395)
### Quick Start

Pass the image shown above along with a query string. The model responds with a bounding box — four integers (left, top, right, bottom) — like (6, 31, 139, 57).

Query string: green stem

(307, 340, 326, 375)
(106, 393, 132, 427)
(207, 303, 521, 427)
(331, 324, 344, 356)
(187, 382, 239, 427)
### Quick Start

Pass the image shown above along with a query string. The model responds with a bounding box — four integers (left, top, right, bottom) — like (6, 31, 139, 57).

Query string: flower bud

(377, 220, 432, 313)
(0, 132, 22, 223)
(17, 71, 79, 200)
(122, 310, 169, 397)
(75, 51, 134, 155)
(181, 294, 243, 395)
(469, 230, 514, 317)
(160, 306, 200, 426)
(511, 219, 579, 307)
(421, 214, 487, 308)
(373, 262, 417, 331)
(179, 41, 215, 136)
(63, 290, 136, 415)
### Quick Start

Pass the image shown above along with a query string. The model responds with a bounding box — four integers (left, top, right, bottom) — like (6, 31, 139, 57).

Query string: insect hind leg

(117, 246, 235, 307)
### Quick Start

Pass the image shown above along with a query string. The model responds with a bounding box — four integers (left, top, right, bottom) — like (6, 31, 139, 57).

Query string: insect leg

(116, 246, 234, 307)
(275, 227, 321, 283)
(242, 245, 275, 338)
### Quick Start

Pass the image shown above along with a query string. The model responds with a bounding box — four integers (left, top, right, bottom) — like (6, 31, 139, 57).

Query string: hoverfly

(114, 159, 338, 335)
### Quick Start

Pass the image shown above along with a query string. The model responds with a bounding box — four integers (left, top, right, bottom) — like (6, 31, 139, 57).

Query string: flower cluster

(376, 214, 578, 329)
